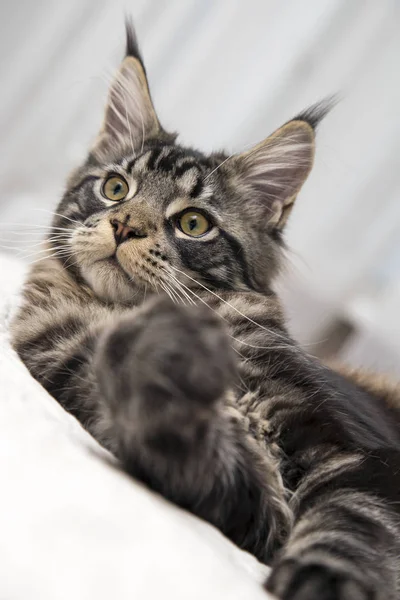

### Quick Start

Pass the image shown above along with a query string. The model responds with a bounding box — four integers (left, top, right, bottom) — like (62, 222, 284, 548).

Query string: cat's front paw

(95, 296, 235, 459)
(265, 558, 374, 600)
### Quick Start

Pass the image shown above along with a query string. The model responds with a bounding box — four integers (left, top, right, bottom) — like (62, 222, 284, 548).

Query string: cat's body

(11, 24, 400, 600)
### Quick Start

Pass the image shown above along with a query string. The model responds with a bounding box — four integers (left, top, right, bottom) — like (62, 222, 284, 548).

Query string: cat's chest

(228, 389, 283, 456)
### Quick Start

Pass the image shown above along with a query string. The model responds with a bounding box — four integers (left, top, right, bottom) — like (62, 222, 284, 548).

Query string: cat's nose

(110, 219, 147, 245)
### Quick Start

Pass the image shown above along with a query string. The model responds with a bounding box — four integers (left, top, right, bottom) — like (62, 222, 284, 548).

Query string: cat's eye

(177, 210, 211, 237)
(102, 176, 129, 201)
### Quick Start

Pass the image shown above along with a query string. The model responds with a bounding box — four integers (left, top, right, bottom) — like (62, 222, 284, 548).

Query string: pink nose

(110, 219, 147, 245)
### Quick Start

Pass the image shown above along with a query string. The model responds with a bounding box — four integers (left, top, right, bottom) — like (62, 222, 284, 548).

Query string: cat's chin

(80, 259, 143, 304)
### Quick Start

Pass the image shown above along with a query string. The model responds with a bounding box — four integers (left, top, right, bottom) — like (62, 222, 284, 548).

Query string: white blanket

(0, 253, 270, 600)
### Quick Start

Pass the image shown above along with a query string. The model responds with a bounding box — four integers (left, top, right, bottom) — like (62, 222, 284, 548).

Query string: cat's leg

(13, 283, 290, 560)
(94, 296, 291, 562)
(265, 452, 400, 600)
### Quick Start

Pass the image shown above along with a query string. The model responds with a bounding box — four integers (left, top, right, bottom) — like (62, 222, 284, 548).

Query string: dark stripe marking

(190, 178, 204, 198)
(146, 147, 163, 171)
(17, 317, 84, 357)
(68, 175, 99, 196)
(175, 161, 198, 178)
(220, 230, 254, 290)
(45, 335, 97, 402)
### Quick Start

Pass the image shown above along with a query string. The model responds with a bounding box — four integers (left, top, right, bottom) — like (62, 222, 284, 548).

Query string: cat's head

(53, 22, 328, 303)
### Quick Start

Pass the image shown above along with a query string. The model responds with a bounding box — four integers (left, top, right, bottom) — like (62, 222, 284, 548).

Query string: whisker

(162, 278, 183, 304)
(170, 281, 190, 305)
(158, 280, 176, 304)
(164, 269, 225, 316)
(203, 154, 236, 181)
(167, 265, 290, 343)
(4, 235, 72, 254)
(33, 208, 83, 226)
(14, 241, 64, 255)
(25, 250, 74, 266)
(203, 140, 257, 181)
(163, 273, 195, 305)
(18, 246, 72, 262)
(165, 267, 291, 351)
(0, 225, 74, 233)
(162, 276, 186, 304)
(62, 254, 83, 270)
(0, 243, 29, 252)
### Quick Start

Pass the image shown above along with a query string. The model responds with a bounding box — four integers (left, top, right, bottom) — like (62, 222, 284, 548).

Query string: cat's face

(52, 24, 322, 304)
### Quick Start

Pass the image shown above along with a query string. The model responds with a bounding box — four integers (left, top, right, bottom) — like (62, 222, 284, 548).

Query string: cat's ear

(93, 21, 168, 158)
(233, 104, 329, 230)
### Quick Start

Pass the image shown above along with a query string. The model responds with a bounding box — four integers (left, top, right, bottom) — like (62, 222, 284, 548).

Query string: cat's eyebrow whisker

(203, 154, 236, 181)
(203, 140, 259, 181)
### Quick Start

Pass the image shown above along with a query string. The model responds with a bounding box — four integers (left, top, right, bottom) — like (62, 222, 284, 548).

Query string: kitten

(11, 22, 400, 600)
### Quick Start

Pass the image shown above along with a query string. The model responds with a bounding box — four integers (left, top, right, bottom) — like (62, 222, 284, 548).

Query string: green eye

(102, 176, 129, 201)
(178, 211, 211, 237)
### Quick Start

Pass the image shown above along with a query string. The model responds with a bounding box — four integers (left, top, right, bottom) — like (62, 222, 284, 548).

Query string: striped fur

(11, 23, 400, 600)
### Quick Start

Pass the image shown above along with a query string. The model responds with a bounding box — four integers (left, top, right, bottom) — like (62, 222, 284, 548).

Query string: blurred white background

(1, 0, 399, 374)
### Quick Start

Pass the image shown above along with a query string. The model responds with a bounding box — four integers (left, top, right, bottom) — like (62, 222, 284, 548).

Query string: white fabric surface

(0, 253, 270, 600)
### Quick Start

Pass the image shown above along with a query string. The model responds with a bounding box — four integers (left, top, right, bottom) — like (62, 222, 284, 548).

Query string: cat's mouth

(103, 255, 119, 267)
(100, 254, 133, 280)
(94, 254, 119, 268)
(90, 253, 132, 285)
(81, 252, 144, 304)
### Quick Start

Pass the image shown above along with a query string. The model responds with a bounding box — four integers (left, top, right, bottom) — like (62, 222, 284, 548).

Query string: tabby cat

(11, 23, 400, 600)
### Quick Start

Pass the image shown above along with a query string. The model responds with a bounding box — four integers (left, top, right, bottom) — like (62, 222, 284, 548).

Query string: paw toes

(96, 296, 236, 410)
(266, 559, 374, 600)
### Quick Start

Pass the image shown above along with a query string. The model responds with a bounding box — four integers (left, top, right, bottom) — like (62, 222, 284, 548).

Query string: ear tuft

(293, 96, 337, 130)
(92, 19, 168, 159)
(125, 18, 144, 65)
